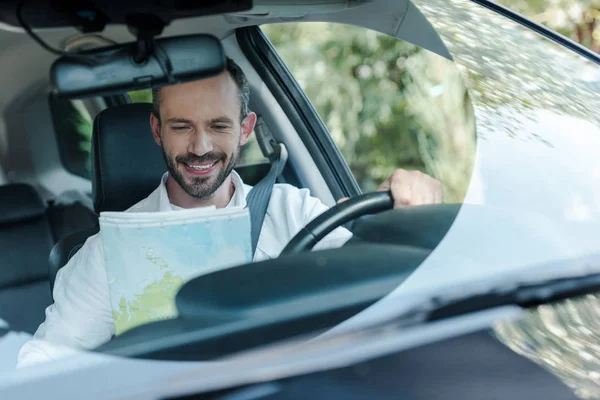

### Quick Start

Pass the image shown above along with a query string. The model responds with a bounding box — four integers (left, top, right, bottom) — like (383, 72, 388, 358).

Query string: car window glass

(127, 89, 267, 166)
(261, 22, 476, 203)
(48, 96, 94, 179)
(127, 89, 152, 103)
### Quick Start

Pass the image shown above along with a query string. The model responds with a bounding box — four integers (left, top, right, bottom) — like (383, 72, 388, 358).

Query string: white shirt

(17, 172, 352, 367)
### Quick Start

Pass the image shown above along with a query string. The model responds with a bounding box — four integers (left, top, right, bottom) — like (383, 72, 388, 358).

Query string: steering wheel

(280, 191, 394, 255)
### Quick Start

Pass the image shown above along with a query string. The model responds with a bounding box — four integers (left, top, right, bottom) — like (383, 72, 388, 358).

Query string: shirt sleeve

(298, 188, 353, 251)
(17, 234, 114, 368)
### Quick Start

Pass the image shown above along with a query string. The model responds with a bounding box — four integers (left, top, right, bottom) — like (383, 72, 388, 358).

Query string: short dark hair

(151, 57, 250, 122)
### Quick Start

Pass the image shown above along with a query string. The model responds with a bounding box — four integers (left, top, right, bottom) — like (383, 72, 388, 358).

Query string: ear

(150, 113, 162, 147)
(240, 112, 257, 147)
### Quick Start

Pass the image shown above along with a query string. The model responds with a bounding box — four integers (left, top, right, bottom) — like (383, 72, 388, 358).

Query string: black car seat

(0, 183, 96, 333)
(48, 102, 165, 295)
(49, 102, 271, 294)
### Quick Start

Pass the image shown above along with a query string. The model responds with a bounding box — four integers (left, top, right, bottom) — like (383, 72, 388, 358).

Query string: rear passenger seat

(0, 183, 97, 333)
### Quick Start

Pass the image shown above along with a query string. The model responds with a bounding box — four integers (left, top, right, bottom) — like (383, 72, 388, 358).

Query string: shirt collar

(157, 170, 248, 211)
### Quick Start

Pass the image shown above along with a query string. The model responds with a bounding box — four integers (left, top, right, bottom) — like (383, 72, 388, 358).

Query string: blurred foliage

(262, 23, 475, 201)
(128, 89, 152, 103)
(498, 0, 600, 52)
(495, 294, 600, 399)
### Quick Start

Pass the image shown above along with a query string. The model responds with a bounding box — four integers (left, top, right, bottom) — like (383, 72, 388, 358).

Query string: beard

(162, 142, 240, 200)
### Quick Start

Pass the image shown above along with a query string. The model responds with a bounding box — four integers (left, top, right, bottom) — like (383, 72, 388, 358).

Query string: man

(17, 58, 442, 367)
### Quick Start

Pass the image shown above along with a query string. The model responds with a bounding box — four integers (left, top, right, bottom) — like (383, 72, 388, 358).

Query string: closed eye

(171, 126, 190, 131)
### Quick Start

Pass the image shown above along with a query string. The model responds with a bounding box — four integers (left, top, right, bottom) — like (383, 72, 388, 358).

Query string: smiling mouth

(184, 161, 218, 171)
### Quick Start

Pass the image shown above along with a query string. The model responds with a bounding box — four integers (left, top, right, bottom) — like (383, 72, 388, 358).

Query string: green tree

(262, 22, 475, 201)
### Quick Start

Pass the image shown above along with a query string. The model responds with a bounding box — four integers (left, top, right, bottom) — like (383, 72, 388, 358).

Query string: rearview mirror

(50, 34, 225, 98)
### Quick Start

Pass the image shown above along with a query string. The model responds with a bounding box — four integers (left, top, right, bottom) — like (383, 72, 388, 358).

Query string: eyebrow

(166, 118, 194, 124)
(165, 117, 235, 125)
(209, 116, 234, 125)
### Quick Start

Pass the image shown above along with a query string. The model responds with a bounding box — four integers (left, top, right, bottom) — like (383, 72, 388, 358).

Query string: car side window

(48, 96, 94, 179)
(128, 89, 152, 104)
(261, 22, 476, 203)
(127, 89, 267, 166)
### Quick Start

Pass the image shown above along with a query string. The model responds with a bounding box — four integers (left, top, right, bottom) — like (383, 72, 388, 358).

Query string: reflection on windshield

(409, 0, 600, 397)
(495, 294, 600, 399)
(413, 0, 600, 144)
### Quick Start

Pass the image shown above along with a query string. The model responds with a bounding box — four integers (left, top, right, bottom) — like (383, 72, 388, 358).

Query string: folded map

(99, 206, 252, 336)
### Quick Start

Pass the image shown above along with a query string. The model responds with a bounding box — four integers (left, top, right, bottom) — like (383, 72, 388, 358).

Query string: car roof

(0, 0, 373, 31)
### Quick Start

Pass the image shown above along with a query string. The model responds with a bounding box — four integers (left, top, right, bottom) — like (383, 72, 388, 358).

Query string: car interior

(2, 1, 599, 399)
(0, 3, 490, 372)
(0, 0, 456, 338)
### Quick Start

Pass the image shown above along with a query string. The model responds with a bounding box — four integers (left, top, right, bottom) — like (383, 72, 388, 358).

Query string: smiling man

(17, 58, 442, 367)
(151, 60, 255, 211)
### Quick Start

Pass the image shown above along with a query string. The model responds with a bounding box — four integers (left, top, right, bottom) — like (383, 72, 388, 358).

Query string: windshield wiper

(416, 270, 600, 322)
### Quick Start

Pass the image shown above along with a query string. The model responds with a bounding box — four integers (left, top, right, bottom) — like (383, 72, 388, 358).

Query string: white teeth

(187, 162, 216, 170)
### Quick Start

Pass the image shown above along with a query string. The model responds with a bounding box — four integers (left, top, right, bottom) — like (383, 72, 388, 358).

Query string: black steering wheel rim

(280, 191, 394, 255)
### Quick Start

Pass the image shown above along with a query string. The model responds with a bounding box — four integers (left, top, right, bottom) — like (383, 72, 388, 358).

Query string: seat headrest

(0, 183, 46, 226)
(92, 103, 166, 213)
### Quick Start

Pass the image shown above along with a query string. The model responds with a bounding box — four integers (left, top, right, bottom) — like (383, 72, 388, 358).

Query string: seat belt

(245, 142, 288, 257)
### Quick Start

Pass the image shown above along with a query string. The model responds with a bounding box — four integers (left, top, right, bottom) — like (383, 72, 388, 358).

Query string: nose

(189, 128, 213, 155)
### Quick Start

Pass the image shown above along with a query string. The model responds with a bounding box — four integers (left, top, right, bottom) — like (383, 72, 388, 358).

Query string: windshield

(372, 0, 600, 292)
(3, 0, 600, 398)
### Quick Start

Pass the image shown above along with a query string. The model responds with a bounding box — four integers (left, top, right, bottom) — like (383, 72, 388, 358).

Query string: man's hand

(338, 169, 443, 208)
(378, 169, 443, 208)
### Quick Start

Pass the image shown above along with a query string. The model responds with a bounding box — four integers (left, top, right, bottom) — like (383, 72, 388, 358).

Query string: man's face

(150, 72, 255, 199)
